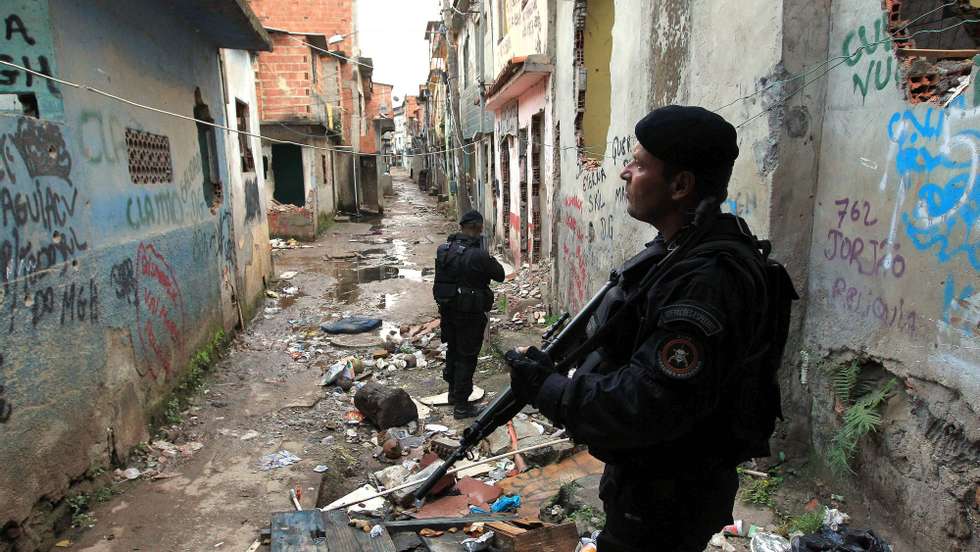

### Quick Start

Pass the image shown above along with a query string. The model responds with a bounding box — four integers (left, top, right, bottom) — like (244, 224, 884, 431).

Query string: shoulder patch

(656, 335, 704, 380)
(658, 302, 723, 336)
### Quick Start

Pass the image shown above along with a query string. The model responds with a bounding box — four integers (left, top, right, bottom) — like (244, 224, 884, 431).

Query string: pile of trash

(491, 264, 555, 330)
(270, 237, 314, 250)
(709, 508, 892, 552)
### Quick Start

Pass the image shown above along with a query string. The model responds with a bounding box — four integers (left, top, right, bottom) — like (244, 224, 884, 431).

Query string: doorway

(271, 144, 305, 206)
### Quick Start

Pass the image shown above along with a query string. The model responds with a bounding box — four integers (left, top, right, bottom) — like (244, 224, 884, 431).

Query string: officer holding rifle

(505, 106, 794, 552)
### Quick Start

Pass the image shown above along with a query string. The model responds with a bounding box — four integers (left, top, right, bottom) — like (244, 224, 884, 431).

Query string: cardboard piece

(419, 386, 485, 406)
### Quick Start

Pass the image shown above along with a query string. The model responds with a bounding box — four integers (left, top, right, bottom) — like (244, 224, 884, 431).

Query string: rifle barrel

(411, 271, 620, 502)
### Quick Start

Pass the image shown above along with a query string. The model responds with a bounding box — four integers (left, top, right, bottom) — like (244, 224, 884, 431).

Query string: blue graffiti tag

(889, 98, 980, 271)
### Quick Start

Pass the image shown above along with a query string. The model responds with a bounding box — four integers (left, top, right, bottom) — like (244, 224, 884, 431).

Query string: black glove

(505, 346, 554, 405)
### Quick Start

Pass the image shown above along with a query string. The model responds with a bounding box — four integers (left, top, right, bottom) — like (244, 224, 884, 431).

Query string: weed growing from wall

(741, 474, 784, 507)
(824, 360, 898, 475)
(154, 329, 227, 427)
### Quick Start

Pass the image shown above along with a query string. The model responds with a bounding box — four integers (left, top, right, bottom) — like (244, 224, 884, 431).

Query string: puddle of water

(329, 261, 433, 303)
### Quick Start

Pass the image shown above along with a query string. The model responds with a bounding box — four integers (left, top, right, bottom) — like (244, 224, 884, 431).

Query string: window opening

(194, 87, 222, 212)
(500, 138, 511, 242)
(125, 128, 174, 184)
(0, 92, 38, 118)
(888, 0, 980, 104)
(530, 113, 543, 263)
(574, 0, 613, 161)
(463, 36, 471, 88)
(235, 100, 255, 173)
(497, 0, 510, 42)
(519, 134, 528, 256)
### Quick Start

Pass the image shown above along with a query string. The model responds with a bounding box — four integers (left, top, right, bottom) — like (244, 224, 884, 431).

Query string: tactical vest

(576, 226, 798, 466)
(432, 240, 493, 312)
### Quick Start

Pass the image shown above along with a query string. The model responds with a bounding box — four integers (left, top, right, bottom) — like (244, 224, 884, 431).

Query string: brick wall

(248, 0, 356, 144)
(255, 33, 316, 121)
(360, 82, 393, 153)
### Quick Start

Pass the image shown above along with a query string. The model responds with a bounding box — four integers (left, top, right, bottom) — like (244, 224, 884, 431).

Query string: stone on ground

(354, 382, 419, 430)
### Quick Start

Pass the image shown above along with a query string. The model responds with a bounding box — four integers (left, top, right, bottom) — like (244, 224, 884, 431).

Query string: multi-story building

(248, 0, 379, 234)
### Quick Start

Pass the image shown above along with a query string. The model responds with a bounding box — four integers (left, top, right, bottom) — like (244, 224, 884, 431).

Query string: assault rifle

(412, 270, 621, 503)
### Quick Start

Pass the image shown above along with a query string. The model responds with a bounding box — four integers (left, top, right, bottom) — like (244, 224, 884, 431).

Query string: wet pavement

(70, 168, 510, 551)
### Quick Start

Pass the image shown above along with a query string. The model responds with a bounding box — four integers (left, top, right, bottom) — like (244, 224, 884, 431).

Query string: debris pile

(490, 264, 556, 331)
(270, 237, 314, 250)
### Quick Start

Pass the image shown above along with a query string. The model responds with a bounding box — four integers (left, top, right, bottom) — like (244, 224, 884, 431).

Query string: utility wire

(0, 59, 479, 160)
(2, 15, 977, 166)
(284, 35, 374, 70)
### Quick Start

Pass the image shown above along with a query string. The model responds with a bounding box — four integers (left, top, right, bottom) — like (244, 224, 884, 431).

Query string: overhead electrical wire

(0, 59, 479, 160)
(1, 15, 977, 166)
(2, 15, 978, 291)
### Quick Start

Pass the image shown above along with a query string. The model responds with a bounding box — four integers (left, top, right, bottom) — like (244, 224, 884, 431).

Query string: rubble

(354, 382, 419, 430)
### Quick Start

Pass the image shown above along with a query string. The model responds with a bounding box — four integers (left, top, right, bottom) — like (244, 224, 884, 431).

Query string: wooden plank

(490, 522, 579, 552)
(270, 511, 329, 552)
(321, 510, 365, 552)
(896, 48, 980, 59)
(383, 513, 517, 533)
(350, 521, 397, 552)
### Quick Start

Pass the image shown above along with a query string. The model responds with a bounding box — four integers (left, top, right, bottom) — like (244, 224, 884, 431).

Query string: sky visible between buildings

(358, 0, 441, 101)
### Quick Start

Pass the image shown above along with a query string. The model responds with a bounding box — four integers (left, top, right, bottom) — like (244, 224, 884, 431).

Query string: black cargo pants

(439, 307, 488, 406)
(597, 466, 739, 552)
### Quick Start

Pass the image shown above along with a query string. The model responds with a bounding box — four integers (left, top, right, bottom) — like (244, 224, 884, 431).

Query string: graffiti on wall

(820, 190, 918, 337)
(841, 14, 897, 100)
(0, 118, 97, 332)
(244, 177, 260, 222)
(888, 103, 980, 271)
(79, 110, 129, 165)
(125, 151, 211, 231)
(134, 242, 185, 380)
(1, 4, 63, 119)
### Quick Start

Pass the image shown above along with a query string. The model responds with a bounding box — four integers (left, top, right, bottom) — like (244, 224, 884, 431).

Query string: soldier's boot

(453, 402, 482, 419)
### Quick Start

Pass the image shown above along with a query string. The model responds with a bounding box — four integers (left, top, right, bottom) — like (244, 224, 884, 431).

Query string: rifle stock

(412, 271, 621, 503)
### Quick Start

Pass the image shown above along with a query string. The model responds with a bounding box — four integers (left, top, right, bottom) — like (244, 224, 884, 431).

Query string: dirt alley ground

(72, 169, 514, 551)
(68, 168, 909, 552)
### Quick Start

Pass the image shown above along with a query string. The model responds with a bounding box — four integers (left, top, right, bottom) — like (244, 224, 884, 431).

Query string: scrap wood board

(419, 386, 484, 406)
(486, 520, 579, 552)
(270, 510, 396, 552)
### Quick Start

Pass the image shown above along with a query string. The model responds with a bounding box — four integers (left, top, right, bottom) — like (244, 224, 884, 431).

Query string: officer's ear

(669, 170, 696, 202)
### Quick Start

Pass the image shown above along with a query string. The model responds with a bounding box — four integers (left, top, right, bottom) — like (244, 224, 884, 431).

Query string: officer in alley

(505, 106, 796, 551)
(433, 210, 505, 419)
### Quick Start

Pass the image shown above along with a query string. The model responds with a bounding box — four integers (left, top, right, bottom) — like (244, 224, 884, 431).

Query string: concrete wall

(221, 49, 275, 314)
(545, 0, 978, 548)
(491, 0, 550, 76)
(801, 2, 980, 548)
(0, 0, 270, 540)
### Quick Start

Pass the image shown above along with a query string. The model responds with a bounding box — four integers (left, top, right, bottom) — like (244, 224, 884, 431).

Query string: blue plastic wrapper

(490, 494, 521, 513)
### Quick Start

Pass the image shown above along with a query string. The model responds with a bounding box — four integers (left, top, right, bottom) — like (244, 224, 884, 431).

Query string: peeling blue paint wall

(0, 0, 271, 534)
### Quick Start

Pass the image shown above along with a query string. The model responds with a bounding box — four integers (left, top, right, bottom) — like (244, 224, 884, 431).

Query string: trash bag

(320, 316, 383, 334)
(792, 527, 892, 552)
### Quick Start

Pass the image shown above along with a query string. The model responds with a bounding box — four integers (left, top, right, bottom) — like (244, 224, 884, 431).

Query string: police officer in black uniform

(433, 211, 505, 419)
(505, 106, 793, 551)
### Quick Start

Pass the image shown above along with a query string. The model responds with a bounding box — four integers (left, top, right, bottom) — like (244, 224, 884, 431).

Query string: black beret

(459, 210, 484, 225)
(634, 105, 739, 171)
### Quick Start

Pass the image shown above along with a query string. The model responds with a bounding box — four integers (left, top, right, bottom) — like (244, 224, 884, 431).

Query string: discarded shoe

(453, 404, 483, 419)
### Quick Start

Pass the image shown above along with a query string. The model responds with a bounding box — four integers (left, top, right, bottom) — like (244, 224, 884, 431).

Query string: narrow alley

(3, 0, 979, 551)
(69, 171, 517, 551)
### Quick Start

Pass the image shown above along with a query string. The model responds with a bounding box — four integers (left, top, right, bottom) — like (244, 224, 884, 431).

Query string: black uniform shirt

(535, 215, 768, 469)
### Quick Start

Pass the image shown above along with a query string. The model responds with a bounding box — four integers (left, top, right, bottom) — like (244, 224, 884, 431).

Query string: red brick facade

(360, 82, 393, 153)
(248, 0, 356, 143)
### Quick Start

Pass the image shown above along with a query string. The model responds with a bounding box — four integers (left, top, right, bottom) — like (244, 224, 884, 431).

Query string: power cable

(0, 59, 478, 160)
